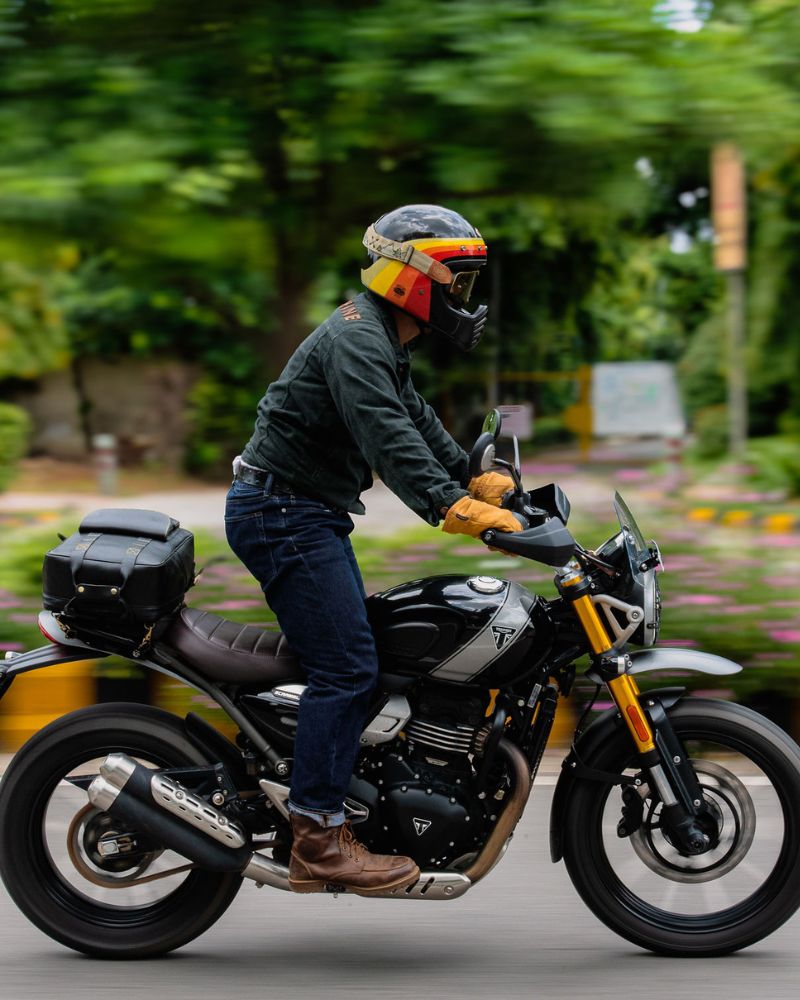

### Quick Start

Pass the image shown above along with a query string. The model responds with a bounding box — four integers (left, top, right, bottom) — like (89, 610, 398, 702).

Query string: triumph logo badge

(413, 817, 432, 836)
(491, 625, 517, 650)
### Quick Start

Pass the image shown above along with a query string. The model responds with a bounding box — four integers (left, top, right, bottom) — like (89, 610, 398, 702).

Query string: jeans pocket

(225, 482, 266, 522)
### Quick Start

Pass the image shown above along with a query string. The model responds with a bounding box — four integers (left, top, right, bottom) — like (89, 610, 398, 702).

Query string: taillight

(38, 617, 61, 644)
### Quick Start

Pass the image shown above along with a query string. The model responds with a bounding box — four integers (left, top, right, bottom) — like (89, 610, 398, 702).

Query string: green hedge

(0, 402, 31, 493)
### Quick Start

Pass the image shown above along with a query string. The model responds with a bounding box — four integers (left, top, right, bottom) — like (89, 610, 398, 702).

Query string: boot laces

(337, 822, 363, 862)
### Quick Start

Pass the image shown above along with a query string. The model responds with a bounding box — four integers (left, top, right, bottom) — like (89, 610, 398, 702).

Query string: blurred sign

(498, 403, 533, 440)
(592, 363, 685, 438)
(712, 143, 747, 272)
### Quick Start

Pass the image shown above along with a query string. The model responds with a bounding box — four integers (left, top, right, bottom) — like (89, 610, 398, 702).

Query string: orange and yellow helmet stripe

(362, 237, 486, 320)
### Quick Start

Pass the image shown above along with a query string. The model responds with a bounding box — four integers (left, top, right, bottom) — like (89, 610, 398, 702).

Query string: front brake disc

(628, 759, 756, 884)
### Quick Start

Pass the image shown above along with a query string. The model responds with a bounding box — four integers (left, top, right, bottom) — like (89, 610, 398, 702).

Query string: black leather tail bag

(43, 508, 195, 637)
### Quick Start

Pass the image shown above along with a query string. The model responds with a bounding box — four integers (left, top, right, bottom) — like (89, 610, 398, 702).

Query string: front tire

(561, 699, 800, 956)
(0, 703, 242, 958)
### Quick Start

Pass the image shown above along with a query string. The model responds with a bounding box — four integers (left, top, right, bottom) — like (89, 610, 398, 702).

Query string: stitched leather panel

(161, 607, 303, 684)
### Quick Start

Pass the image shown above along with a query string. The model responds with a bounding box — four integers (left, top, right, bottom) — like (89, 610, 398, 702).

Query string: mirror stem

(493, 457, 525, 495)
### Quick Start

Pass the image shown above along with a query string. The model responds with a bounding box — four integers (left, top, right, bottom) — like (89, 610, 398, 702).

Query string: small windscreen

(613, 492, 648, 559)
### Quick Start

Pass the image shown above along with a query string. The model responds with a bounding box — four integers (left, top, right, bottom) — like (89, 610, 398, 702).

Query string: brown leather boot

(288, 815, 420, 896)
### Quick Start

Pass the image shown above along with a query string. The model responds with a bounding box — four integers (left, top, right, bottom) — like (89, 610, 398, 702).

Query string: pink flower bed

(208, 599, 264, 611)
(766, 629, 800, 644)
(667, 594, 729, 607)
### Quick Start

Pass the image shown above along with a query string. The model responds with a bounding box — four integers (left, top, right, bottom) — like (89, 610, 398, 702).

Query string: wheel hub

(67, 804, 163, 888)
(628, 759, 756, 884)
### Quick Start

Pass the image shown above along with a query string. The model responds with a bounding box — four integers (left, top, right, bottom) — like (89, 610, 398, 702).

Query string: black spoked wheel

(0, 703, 242, 959)
(561, 699, 800, 956)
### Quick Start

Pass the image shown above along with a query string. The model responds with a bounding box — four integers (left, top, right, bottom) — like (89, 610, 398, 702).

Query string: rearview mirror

(482, 409, 502, 440)
(468, 432, 497, 479)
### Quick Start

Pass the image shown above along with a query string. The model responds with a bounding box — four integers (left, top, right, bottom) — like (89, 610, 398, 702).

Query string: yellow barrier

(0, 660, 96, 750)
(550, 698, 576, 747)
(689, 507, 798, 531)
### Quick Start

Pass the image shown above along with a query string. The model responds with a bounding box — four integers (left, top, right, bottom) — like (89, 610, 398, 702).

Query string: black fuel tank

(366, 575, 555, 686)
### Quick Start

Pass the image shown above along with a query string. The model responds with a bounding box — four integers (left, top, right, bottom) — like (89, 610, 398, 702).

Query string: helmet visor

(448, 270, 479, 307)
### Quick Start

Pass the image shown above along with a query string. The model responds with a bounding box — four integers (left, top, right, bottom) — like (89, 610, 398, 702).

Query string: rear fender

(0, 642, 108, 699)
(549, 686, 686, 863)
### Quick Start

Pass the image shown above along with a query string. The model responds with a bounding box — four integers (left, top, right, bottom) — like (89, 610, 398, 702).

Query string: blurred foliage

(744, 436, 800, 497)
(0, 261, 69, 380)
(678, 309, 728, 419)
(0, 402, 31, 492)
(184, 373, 262, 479)
(690, 404, 730, 460)
(0, 1, 799, 468)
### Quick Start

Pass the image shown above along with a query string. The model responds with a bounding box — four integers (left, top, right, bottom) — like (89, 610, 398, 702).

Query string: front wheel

(0, 703, 242, 958)
(561, 699, 800, 956)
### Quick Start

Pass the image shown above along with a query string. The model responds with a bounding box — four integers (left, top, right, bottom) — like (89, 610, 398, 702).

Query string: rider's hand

(441, 496, 522, 538)
(467, 471, 514, 507)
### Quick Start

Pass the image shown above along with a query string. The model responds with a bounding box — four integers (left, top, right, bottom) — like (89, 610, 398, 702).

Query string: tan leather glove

(442, 496, 522, 538)
(468, 471, 514, 507)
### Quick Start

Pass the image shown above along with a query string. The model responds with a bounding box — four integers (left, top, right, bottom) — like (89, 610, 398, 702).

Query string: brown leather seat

(160, 607, 304, 685)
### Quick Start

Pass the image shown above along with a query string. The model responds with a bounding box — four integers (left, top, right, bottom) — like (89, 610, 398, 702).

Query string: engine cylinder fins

(405, 719, 476, 755)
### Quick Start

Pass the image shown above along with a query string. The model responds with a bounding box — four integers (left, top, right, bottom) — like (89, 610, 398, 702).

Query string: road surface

(1, 775, 799, 1000)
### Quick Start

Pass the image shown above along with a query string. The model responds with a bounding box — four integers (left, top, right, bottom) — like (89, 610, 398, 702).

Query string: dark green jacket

(241, 291, 469, 524)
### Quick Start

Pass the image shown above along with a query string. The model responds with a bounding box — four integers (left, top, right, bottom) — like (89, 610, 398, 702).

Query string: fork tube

(570, 594, 612, 656)
(606, 674, 656, 754)
(557, 562, 656, 752)
(557, 563, 614, 656)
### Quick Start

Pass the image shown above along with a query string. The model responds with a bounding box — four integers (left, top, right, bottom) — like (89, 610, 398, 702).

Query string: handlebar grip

(482, 512, 528, 546)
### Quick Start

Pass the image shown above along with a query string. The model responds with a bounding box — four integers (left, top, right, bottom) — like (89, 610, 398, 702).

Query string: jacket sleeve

(324, 325, 468, 524)
(406, 382, 470, 488)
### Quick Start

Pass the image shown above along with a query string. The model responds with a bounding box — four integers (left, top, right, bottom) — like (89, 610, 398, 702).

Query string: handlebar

(480, 518, 577, 567)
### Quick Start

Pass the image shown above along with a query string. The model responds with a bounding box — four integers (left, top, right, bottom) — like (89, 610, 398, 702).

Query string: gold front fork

(560, 564, 656, 753)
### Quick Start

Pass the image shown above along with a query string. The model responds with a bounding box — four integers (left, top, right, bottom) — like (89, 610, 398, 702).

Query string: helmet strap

(363, 225, 453, 284)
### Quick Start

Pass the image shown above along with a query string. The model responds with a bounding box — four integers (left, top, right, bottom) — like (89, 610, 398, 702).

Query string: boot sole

(288, 867, 420, 897)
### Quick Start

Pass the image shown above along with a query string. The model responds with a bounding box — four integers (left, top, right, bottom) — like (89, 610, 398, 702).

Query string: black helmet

(361, 204, 488, 351)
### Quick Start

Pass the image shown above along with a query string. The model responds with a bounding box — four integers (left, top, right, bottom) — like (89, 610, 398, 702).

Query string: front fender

(549, 686, 686, 863)
(627, 647, 742, 676)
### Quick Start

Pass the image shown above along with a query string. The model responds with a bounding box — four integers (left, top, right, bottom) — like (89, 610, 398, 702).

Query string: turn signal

(626, 705, 651, 744)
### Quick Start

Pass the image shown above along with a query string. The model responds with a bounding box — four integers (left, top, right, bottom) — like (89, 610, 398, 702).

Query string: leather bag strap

(68, 532, 102, 588)
(118, 536, 154, 590)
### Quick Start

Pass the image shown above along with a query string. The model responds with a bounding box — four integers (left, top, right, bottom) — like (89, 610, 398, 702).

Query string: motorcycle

(1, 409, 799, 959)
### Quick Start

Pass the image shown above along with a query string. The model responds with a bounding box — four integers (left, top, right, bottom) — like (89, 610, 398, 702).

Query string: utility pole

(486, 248, 500, 412)
(711, 143, 748, 462)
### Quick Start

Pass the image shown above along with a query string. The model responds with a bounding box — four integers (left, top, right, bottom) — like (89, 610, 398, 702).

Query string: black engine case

(355, 750, 487, 867)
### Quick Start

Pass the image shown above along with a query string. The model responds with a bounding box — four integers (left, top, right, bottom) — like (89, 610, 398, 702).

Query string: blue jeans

(224, 477, 379, 826)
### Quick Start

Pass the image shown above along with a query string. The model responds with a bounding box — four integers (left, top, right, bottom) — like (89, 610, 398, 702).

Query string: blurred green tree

(0, 0, 798, 467)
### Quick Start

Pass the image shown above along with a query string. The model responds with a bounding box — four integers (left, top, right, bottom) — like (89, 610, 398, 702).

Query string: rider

(226, 204, 519, 895)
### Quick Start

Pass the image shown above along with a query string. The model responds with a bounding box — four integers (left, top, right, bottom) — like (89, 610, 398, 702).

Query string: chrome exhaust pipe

(87, 753, 252, 873)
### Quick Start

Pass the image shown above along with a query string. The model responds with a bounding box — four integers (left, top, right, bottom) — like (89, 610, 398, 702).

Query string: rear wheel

(561, 699, 800, 956)
(0, 703, 242, 958)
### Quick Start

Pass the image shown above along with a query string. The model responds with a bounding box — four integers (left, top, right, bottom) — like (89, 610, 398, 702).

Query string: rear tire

(0, 703, 242, 958)
(561, 699, 800, 956)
